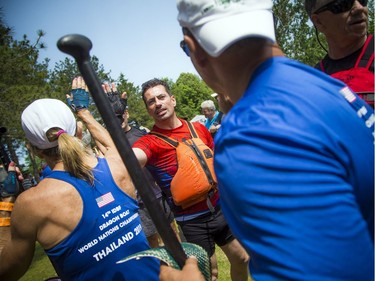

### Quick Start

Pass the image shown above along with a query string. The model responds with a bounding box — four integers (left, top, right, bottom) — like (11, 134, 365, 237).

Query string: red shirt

(133, 118, 219, 217)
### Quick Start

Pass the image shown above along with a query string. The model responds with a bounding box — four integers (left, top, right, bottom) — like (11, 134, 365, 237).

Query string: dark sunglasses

(314, 0, 368, 14)
(180, 40, 190, 57)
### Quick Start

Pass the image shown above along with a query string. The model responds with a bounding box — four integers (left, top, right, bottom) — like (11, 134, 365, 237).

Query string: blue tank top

(44, 158, 159, 280)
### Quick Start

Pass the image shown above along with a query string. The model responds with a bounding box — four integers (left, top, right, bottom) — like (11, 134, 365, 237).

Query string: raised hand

(159, 257, 205, 281)
(102, 82, 127, 121)
(66, 77, 90, 112)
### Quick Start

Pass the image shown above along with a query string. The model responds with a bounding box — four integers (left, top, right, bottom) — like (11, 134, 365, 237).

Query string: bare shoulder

(13, 185, 41, 213)
(13, 178, 83, 248)
(103, 156, 136, 199)
(10, 185, 47, 239)
(14, 178, 77, 219)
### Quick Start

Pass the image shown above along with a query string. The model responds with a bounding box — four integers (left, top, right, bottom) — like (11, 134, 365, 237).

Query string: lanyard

(205, 111, 219, 129)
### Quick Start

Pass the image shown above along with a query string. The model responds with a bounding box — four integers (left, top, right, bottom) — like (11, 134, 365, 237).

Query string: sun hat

(177, 0, 276, 57)
(21, 99, 77, 149)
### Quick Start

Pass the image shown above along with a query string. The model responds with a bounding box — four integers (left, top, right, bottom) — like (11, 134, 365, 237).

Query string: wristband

(0, 201, 14, 227)
(0, 217, 10, 227)
(0, 201, 14, 211)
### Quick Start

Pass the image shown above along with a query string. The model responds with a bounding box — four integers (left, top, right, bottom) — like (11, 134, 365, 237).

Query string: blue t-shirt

(214, 57, 374, 281)
(45, 158, 159, 281)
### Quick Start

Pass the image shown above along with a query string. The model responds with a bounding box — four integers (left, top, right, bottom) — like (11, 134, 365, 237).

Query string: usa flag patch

(96, 192, 114, 208)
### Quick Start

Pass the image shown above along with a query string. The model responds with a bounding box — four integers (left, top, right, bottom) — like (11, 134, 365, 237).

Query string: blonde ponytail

(58, 133, 94, 184)
(43, 127, 94, 184)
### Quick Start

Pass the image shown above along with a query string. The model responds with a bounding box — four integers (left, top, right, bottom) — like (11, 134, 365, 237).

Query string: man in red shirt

(133, 78, 249, 281)
(305, 0, 374, 107)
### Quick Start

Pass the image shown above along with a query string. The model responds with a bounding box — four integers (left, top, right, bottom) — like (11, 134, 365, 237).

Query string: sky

(1, 0, 199, 88)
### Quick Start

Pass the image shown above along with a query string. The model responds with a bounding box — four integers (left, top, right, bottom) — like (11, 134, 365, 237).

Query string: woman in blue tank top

(0, 78, 160, 281)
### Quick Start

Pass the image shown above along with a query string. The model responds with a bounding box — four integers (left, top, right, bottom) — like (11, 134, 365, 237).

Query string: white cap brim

(190, 9, 275, 57)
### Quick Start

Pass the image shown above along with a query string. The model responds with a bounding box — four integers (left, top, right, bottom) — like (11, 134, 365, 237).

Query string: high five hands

(66, 77, 90, 112)
(66, 77, 128, 123)
(101, 82, 127, 122)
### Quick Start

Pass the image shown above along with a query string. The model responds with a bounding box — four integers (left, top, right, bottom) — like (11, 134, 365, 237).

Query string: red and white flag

(96, 192, 114, 208)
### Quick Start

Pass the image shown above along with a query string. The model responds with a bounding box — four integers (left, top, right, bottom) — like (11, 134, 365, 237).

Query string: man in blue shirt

(160, 0, 374, 280)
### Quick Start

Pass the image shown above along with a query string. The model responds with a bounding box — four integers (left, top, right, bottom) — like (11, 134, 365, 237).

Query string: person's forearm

(0, 235, 33, 281)
(76, 109, 114, 150)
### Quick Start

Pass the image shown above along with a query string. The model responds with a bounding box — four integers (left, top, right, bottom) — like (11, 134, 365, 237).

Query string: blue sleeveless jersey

(45, 158, 159, 280)
(215, 57, 374, 281)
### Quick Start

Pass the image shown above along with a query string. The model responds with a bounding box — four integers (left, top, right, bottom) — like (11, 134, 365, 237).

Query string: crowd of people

(0, 0, 373, 280)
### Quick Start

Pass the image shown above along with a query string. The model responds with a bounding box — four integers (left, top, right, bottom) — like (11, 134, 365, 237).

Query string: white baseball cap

(21, 99, 77, 149)
(177, 0, 276, 57)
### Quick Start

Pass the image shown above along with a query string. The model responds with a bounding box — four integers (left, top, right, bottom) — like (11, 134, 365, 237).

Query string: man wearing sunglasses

(159, 0, 374, 280)
(305, 0, 374, 108)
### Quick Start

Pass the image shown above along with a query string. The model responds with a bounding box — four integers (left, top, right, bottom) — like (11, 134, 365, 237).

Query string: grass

(216, 246, 231, 280)
(21, 243, 249, 280)
(215, 246, 252, 281)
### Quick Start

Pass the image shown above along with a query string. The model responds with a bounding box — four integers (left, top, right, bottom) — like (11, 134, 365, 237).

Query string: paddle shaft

(57, 34, 187, 268)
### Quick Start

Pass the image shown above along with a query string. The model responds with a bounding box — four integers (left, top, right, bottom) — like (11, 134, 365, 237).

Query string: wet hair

(32, 127, 94, 184)
(141, 78, 172, 105)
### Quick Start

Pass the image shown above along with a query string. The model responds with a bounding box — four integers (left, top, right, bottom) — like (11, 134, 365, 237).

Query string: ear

(184, 35, 208, 67)
(171, 95, 177, 107)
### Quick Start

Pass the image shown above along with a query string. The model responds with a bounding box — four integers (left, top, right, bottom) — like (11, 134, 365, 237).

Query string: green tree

(173, 73, 213, 120)
(49, 55, 112, 105)
(367, 0, 374, 34)
(0, 13, 49, 168)
(273, 0, 326, 66)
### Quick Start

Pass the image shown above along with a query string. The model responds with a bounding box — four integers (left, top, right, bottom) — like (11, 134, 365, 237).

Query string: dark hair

(305, 0, 318, 17)
(141, 78, 172, 104)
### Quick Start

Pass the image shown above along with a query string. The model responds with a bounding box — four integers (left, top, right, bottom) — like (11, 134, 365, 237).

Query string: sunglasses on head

(314, 0, 368, 14)
(180, 40, 190, 57)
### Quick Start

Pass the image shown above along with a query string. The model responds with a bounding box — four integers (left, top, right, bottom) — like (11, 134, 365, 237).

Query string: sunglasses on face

(314, 0, 368, 14)
(180, 40, 190, 57)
